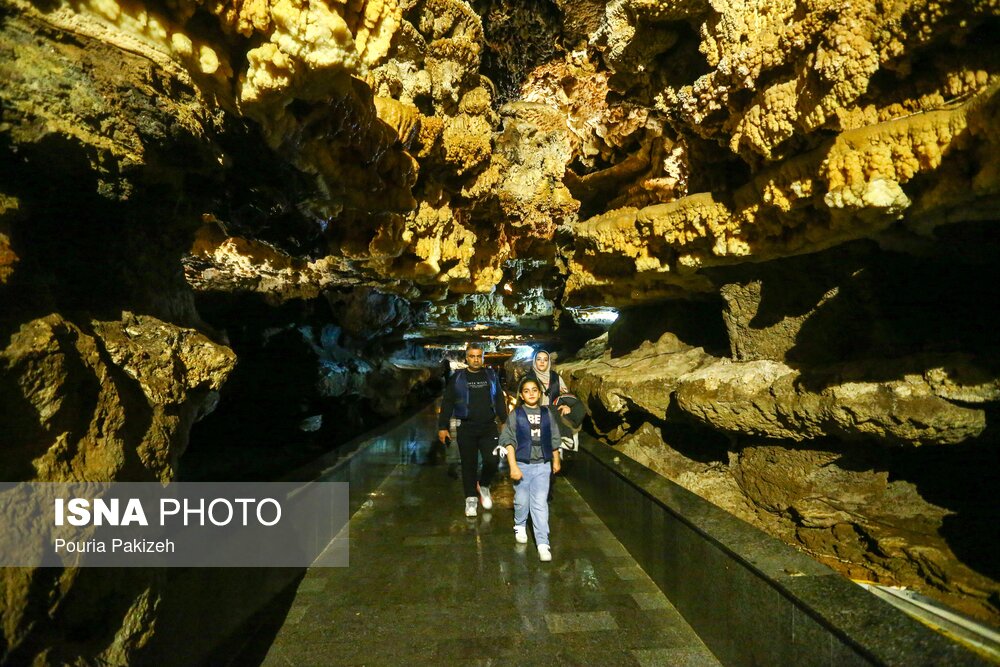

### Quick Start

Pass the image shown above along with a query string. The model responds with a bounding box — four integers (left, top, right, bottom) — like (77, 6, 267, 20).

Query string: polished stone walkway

(263, 410, 721, 666)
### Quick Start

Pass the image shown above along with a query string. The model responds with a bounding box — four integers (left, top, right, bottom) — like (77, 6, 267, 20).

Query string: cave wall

(0, 2, 441, 661)
(0, 9, 241, 662)
(180, 289, 437, 481)
(561, 229, 1000, 623)
(547, 0, 1000, 627)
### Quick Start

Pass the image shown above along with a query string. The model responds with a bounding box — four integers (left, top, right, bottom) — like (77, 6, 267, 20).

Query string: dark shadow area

(681, 135, 753, 197)
(887, 419, 1000, 582)
(651, 21, 712, 87)
(790, 223, 999, 390)
(583, 392, 627, 438)
(608, 297, 730, 358)
(579, 389, 731, 466)
(702, 223, 1000, 391)
(0, 360, 56, 481)
(0, 133, 144, 327)
(130, 567, 304, 667)
(180, 303, 325, 480)
(206, 122, 326, 259)
(709, 241, 874, 329)
(703, 240, 877, 366)
(181, 372, 386, 483)
(4, 568, 175, 667)
(0, 568, 63, 665)
(471, 0, 564, 105)
(554, 309, 613, 356)
(212, 570, 305, 667)
(181, 292, 439, 481)
(0, 44, 330, 340)
(653, 401, 732, 465)
(1, 166, 208, 337)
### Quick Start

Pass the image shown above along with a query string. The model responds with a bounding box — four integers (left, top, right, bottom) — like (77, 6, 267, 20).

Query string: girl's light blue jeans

(513, 462, 551, 546)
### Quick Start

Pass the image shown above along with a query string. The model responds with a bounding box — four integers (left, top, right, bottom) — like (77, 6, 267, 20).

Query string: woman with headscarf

(524, 350, 569, 410)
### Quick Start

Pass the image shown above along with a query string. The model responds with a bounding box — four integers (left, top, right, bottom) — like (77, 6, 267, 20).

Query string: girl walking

(499, 378, 561, 561)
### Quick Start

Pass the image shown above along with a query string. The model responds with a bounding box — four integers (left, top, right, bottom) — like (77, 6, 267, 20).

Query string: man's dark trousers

(457, 420, 499, 497)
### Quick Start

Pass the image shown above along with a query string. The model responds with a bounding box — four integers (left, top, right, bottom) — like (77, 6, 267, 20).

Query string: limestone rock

(0, 313, 235, 482)
(464, 101, 579, 251)
(566, 333, 991, 448)
(561, 333, 716, 429)
(719, 279, 835, 363)
(677, 358, 986, 446)
(567, 85, 1000, 305)
(425, 287, 554, 330)
(616, 423, 757, 524)
(566, 0, 1000, 306)
(4, 0, 1000, 647)
(0, 195, 20, 286)
(625, 435, 1000, 623)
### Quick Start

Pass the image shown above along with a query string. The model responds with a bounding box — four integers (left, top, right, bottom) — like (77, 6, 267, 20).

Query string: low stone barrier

(567, 433, 989, 666)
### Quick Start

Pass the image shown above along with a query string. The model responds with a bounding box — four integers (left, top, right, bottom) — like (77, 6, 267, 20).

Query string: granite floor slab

(262, 414, 720, 666)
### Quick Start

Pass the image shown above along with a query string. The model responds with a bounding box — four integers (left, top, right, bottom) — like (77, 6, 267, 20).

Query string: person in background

(500, 377, 561, 561)
(438, 342, 507, 517)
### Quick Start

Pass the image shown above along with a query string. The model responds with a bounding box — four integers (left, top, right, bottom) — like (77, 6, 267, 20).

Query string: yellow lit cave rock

(0, 195, 19, 285)
(379, 198, 481, 286)
(373, 95, 422, 146)
(566, 196, 732, 305)
(16, 0, 235, 97)
(461, 101, 578, 250)
(188, 226, 365, 300)
(1, 313, 235, 482)
(238, 0, 401, 114)
(654, 0, 996, 162)
(222, 0, 400, 110)
(567, 81, 999, 305)
(520, 50, 687, 211)
(440, 112, 493, 175)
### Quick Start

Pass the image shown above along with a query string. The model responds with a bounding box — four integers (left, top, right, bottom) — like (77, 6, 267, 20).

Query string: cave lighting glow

(568, 307, 619, 325)
(509, 345, 537, 361)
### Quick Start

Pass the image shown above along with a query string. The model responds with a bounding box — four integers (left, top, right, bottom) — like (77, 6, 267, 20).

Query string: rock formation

(1, 0, 998, 660)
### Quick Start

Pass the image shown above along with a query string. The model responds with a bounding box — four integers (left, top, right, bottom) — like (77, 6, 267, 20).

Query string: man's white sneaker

(465, 497, 478, 517)
(478, 484, 493, 511)
(538, 544, 552, 562)
(514, 525, 528, 544)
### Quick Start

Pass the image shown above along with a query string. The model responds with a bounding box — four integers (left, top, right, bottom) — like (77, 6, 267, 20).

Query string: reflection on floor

(263, 410, 721, 666)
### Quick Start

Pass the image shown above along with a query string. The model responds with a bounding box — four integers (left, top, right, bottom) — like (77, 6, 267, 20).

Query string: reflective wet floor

(263, 411, 721, 666)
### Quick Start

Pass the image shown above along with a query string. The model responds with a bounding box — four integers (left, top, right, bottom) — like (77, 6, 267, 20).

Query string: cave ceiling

(2, 0, 996, 331)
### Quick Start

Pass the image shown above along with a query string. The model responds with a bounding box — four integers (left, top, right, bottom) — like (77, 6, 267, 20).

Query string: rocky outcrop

(673, 357, 989, 446)
(566, 84, 1000, 305)
(0, 313, 234, 663)
(562, 332, 1000, 622)
(563, 332, 996, 449)
(0, 312, 234, 481)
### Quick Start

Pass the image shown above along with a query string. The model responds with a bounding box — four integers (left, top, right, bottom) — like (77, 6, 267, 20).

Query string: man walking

(438, 343, 507, 517)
